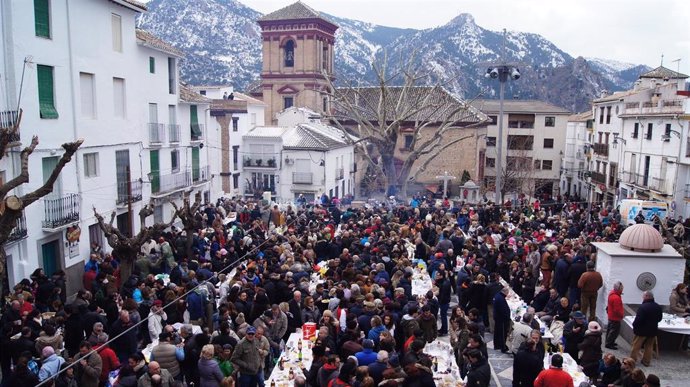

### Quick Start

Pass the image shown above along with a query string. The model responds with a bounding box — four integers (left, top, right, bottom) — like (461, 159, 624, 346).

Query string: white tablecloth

(267, 332, 314, 386)
(543, 352, 589, 386)
(423, 340, 463, 386)
(624, 314, 690, 335)
(501, 280, 554, 339)
(412, 268, 434, 297)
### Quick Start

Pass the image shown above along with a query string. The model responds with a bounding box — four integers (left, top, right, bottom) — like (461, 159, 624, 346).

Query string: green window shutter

(149, 57, 155, 73)
(190, 105, 201, 138)
(34, 0, 50, 38)
(192, 147, 200, 181)
(37, 65, 58, 119)
(150, 150, 160, 193)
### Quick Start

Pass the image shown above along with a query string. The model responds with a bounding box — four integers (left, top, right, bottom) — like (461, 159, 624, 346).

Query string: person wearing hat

(533, 354, 574, 387)
(563, 311, 587, 362)
(147, 299, 167, 343)
(232, 326, 262, 387)
(578, 260, 604, 322)
(578, 321, 603, 380)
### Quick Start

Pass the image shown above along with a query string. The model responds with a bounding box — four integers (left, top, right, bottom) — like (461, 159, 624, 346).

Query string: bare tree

(0, 111, 83, 296)
(170, 191, 203, 260)
(93, 202, 175, 286)
(327, 52, 488, 198)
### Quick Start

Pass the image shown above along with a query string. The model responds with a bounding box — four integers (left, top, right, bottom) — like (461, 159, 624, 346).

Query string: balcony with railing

(152, 169, 191, 196)
(148, 123, 165, 144)
(191, 123, 205, 141)
(293, 172, 313, 184)
(42, 193, 80, 230)
(244, 186, 276, 195)
(7, 212, 27, 243)
(243, 155, 278, 168)
(336, 168, 344, 180)
(168, 124, 181, 143)
(193, 165, 211, 183)
(590, 171, 607, 185)
(1, 110, 20, 143)
(592, 143, 609, 157)
(116, 180, 143, 205)
(623, 99, 685, 115)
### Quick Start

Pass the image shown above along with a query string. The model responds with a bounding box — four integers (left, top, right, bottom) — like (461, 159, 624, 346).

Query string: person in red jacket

(534, 354, 574, 387)
(94, 333, 120, 385)
(606, 281, 625, 349)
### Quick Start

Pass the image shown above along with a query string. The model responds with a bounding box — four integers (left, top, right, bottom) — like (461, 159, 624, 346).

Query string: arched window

(284, 40, 294, 67)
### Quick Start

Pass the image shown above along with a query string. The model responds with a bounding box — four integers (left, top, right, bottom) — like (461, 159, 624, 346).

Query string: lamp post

(485, 63, 521, 204)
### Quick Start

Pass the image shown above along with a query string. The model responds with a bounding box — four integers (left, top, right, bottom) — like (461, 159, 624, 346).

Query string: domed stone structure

(619, 223, 664, 252)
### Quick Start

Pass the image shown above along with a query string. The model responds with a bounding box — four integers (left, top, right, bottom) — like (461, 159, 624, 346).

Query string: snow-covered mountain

(137, 0, 651, 112)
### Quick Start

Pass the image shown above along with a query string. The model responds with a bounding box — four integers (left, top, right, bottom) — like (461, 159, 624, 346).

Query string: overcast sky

(239, 0, 689, 74)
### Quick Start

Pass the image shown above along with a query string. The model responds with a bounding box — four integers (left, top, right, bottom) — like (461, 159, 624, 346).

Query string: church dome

(618, 224, 664, 252)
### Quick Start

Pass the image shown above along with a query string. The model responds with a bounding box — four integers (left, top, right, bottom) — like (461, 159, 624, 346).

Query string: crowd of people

(0, 193, 677, 387)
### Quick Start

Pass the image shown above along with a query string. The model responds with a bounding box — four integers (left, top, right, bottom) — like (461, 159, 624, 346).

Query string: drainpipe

(65, 0, 84, 219)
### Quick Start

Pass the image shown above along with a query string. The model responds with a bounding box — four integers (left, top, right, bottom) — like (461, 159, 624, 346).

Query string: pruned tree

(327, 52, 488, 198)
(170, 191, 203, 260)
(94, 201, 175, 286)
(0, 110, 83, 297)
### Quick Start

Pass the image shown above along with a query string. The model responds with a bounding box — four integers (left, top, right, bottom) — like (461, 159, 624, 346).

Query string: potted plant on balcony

(244, 158, 252, 167)
(255, 159, 263, 166)
(267, 158, 276, 167)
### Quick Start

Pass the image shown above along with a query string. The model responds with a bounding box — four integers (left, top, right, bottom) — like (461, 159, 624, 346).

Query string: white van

(618, 199, 668, 226)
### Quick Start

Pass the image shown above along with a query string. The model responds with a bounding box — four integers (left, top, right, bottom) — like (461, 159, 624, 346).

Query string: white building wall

(0, 0, 214, 292)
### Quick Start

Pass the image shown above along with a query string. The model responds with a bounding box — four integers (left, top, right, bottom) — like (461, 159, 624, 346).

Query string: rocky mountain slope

(137, 0, 650, 113)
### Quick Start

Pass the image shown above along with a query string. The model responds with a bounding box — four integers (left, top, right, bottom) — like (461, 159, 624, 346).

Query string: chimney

(600, 90, 609, 98)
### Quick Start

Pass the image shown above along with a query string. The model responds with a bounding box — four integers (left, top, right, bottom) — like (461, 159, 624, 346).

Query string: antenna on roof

(660, 53, 664, 67)
(671, 58, 681, 74)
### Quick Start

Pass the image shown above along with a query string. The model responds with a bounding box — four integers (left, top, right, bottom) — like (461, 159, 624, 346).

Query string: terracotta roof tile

(639, 66, 688, 80)
(179, 84, 211, 104)
(136, 29, 184, 58)
(259, 1, 327, 22)
(472, 99, 571, 114)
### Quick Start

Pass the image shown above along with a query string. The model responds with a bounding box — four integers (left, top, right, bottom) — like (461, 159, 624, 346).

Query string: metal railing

(624, 99, 685, 115)
(592, 143, 609, 156)
(193, 165, 211, 183)
(168, 124, 181, 143)
(43, 193, 80, 229)
(590, 171, 607, 185)
(336, 168, 344, 180)
(153, 170, 191, 194)
(243, 155, 278, 168)
(116, 180, 143, 205)
(649, 177, 666, 193)
(7, 212, 27, 243)
(1, 110, 20, 142)
(148, 123, 165, 144)
(293, 172, 313, 184)
(621, 171, 665, 192)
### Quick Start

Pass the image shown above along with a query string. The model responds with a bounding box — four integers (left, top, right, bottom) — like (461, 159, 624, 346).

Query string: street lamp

(485, 64, 521, 204)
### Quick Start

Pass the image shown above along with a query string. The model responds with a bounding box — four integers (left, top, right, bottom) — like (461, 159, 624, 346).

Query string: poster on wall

(66, 225, 81, 258)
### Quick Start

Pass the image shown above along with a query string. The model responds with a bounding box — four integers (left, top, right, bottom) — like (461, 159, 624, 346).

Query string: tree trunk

(0, 248, 8, 300)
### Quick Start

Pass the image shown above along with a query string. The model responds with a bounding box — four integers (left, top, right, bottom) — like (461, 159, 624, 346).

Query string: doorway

(41, 240, 61, 277)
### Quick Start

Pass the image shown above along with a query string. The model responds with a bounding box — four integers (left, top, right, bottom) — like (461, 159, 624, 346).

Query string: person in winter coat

(317, 355, 341, 387)
(55, 362, 79, 387)
(578, 261, 603, 321)
(492, 287, 511, 353)
(562, 311, 587, 362)
(669, 283, 690, 317)
(630, 291, 663, 367)
(465, 349, 491, 387)
(113, 366, 138, 387)
(231, 326, 262, 387)
(35, 324, 64, 355)
(402, 357, 435, 387)
(512, 330, 544, 387)
(436, 270, 452, 336)
(38, 346, 66, 381)
(94, 333, 121, 386)
(147, 300, 167, 342)
(605, 281, 624, 349)
(534, 354, 574, 387)
(367, 316, 388, 345)
(596, 353, 622, 387)
(136, 361, 175, 387)
(199, 344, 225, 387)
(578, 321, 603, 380)
(9, 356, 39, 387)
(75, 341, 103, 387)
(355, 339, 378, 366)
(416, 305, 438, 343)
(509, 313, 535, 354)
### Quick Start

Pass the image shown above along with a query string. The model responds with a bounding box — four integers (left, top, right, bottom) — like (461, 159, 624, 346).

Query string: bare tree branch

(21, 139, 84, 207)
